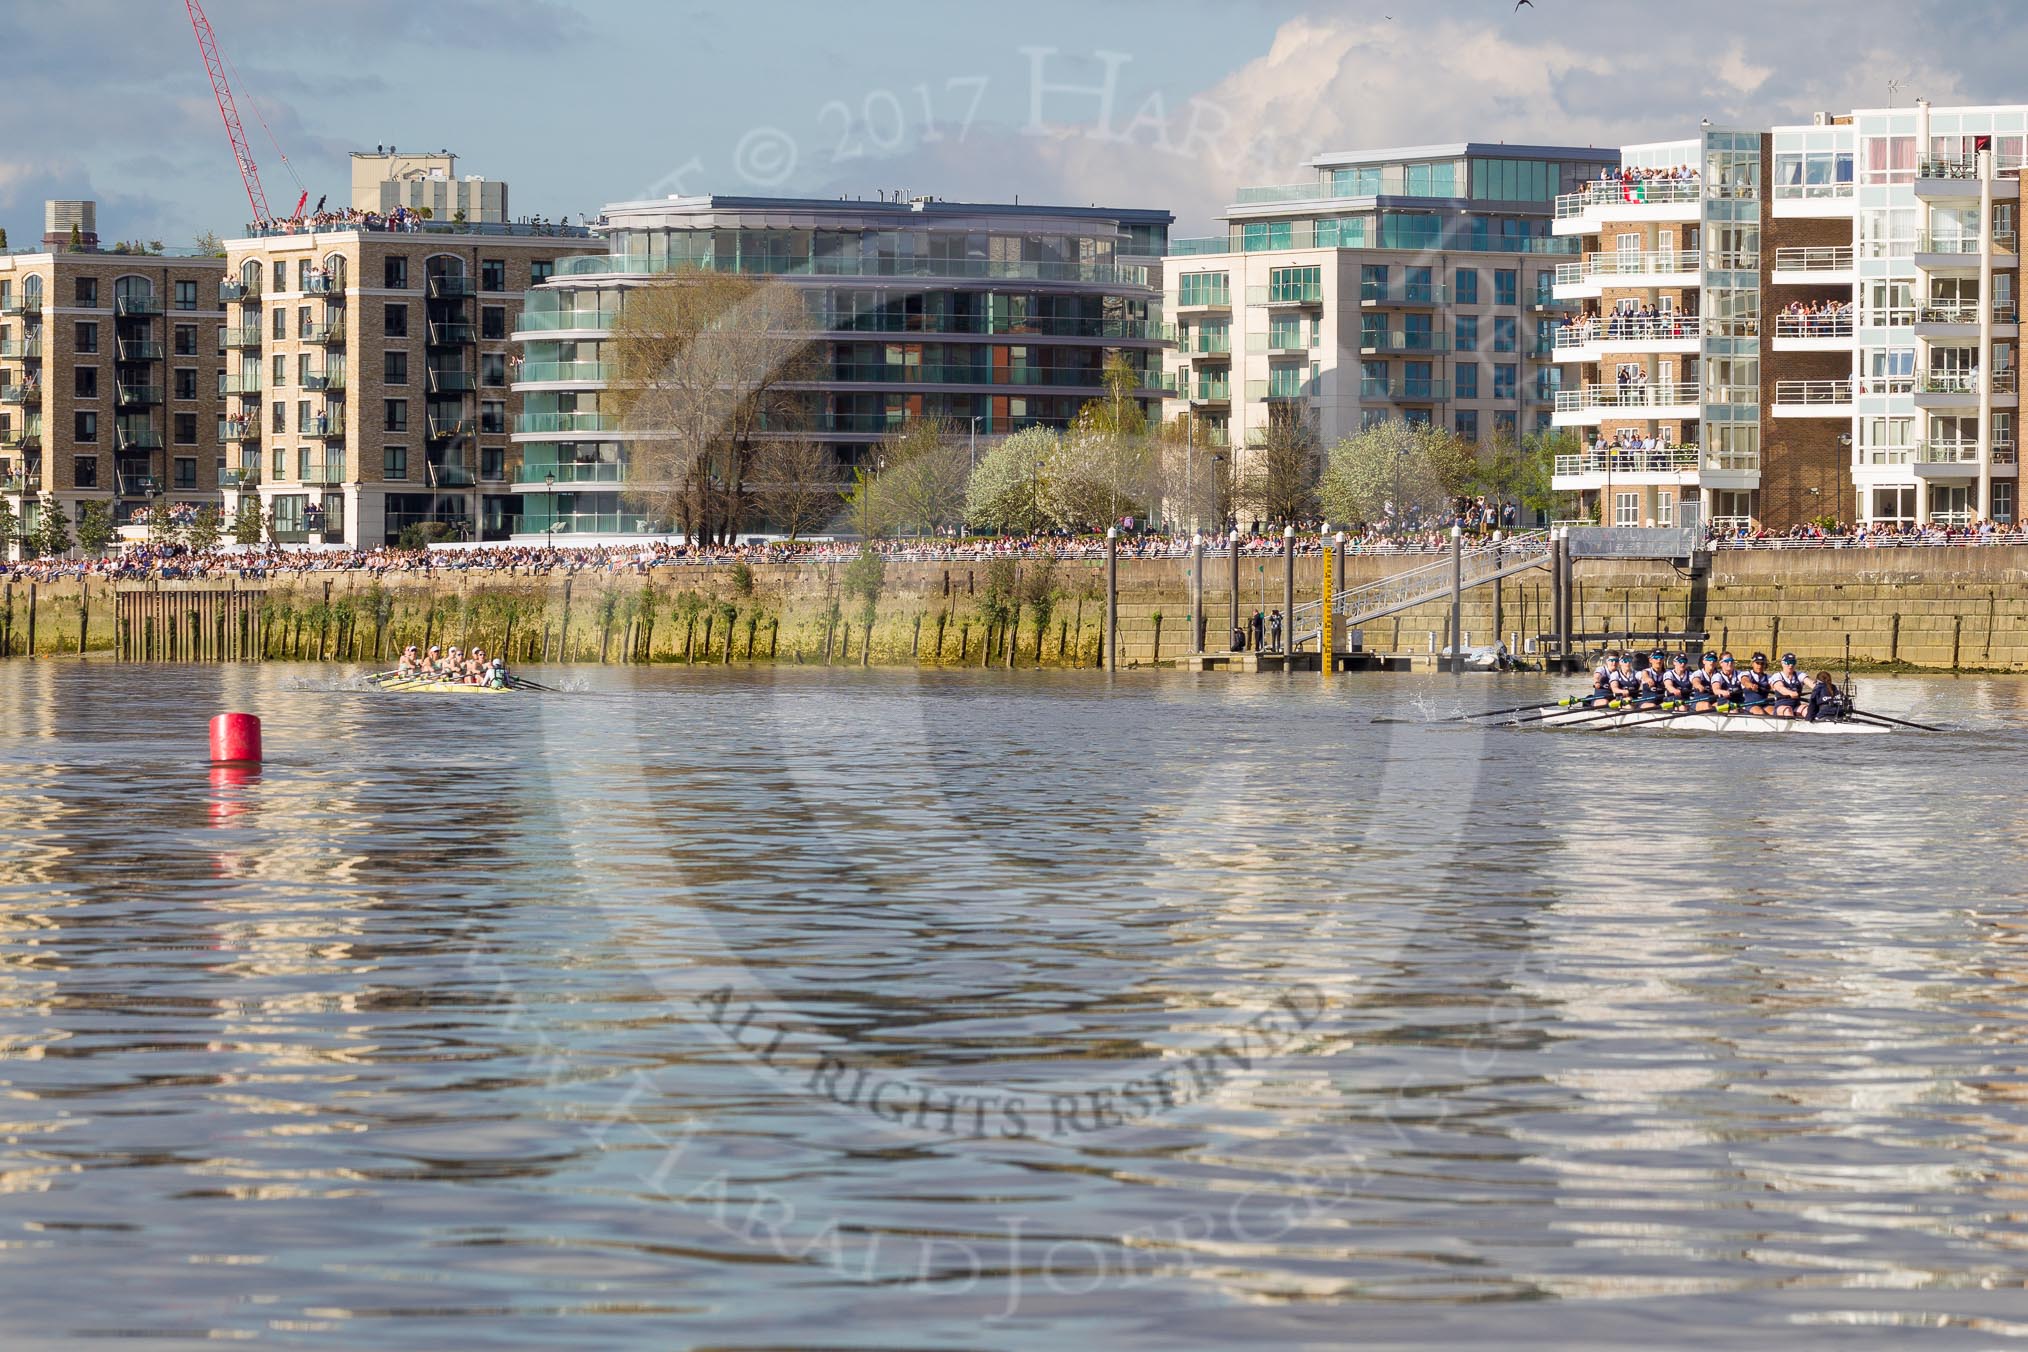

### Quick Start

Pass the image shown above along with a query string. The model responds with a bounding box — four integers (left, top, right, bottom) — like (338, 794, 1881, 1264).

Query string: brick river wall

(4, 546, 2028, 671)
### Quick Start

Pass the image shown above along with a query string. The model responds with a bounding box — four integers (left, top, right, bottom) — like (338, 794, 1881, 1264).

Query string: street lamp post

(544, 470, 556, 553)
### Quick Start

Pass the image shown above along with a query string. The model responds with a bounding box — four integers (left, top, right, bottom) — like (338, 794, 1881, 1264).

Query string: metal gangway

(1290, 530, 1551, 650)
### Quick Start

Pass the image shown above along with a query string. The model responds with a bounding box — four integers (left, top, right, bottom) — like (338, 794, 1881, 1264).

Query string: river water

(1, 662, 2027, 1349)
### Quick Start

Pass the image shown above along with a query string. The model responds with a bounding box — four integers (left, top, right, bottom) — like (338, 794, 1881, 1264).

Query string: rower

(423, 644, 444, 676)
(486, 657, 510, 690)
(1709, 652, 1742, 709)
(1768, 653, 1807, 718)
(397, 644, 422, 677)
(1806, 670, 1849, 722)
(1581, 650, 1617, 706)
(1687, 652, 1721, 710)
(1608, 654, 1642, 705)
(445, 646, 464, 682)
(468, 646, 489, 684)
(1662, 653, 1695, 704)
(1631, 649, 1668, 708)
(1737, 652, 1773, 714)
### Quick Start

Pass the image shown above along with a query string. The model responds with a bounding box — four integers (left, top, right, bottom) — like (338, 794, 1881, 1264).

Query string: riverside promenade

(6, 540, 2028, 672)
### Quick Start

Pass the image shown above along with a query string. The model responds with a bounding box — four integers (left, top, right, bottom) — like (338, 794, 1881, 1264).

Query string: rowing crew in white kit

(1578, 649, 1849, 720)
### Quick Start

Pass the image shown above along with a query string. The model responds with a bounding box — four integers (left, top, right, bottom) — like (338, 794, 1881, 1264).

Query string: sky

(1, 0, 2024, 250)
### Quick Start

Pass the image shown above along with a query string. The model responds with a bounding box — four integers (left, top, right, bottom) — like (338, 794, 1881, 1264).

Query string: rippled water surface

(3, 662, 2028, 1349)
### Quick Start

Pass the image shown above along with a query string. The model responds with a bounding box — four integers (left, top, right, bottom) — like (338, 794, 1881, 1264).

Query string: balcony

(1188, 381, 1231, 406)
(1915, 160, 2020, 199)
(219, 416, 260, 442)
(1359, 282, 1446, 308)
(1551, 381, 1701, 426)
(114, 295, 163, 318)
(1553, 177, 1702, 233)
(116, 384, 163, 409)
(1553, 249, 1700, 298)
(0, 338, 41, 360)
(308, 411, 346, 438)
(224, 326, 264, 350)
(1771, 312, 1856, 351)
(303, 371, 347, 393)
(1770, 378, 1855, 417)
(117, 338, 166, 364)
(512, 308, 620, 337)
(220, 467, 260, 490)
(300, 458, 348, 485)
(1915, 233, 2015, 270)
(1914, 300, 2020, 337)
(427, 275, 477, 300)
(304, 273, 344, 296)
(426, 321, 475, 346)
(1552, 445, 1701, 480)
(1360, 376, 1448, 402)
(514, 358, 612, 383)
(427, 459, 478, 488)
(1, 467, 39, 493)
(0, 383, 40, 407)
(1359, 330, 1450, 355)
(427, 415, 474, 442)
(3, 420, 43, 451)
(1553, 314, 1701, 360)
(114, 426, 162, 451)
(220, 372, 262, 395)
(1173, 291, 1232, 314)
(1771, 245, 1856, 284)
(306, 321, 346, 346)
(427, 369, 476, 394)
(1913, 368, 2019, 407)
(219, 279, 261, 304)
(0, 295, 38, 317)
(1247, 281, 1324, 307)
(117, 473, 162, 497)
(515, 411, 615, 436)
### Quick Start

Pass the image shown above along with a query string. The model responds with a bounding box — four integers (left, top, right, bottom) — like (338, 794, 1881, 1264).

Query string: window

(271, 261, 286, 293)
(1994, 480, 2016, 525)
(297, 400, 311, 434)
(481, 353, 506, 386)
(1404, 266, 1434, 303)
(175, 280, 198, 311)
(296, 260, 313, 292)
(298, 306, 313, 339)
(1534, 272, 1556, 307)
(1455, 410, 1480, 441)
(482, 306, 508, 341)
(1470, 158, 1557, 202)
(1331, 166, 1383, 196)
(273, 306, 287, 338)
(174, 412, 197, 445)
(1455, 315, 1478, 352)
(1454, 268, 1478, 304)
(74, 366, 97, 398)
(1268, 265, 1320, 303)
(384, 256, 409, 289)
(75, 322, 98, 354)
(384, 350, 408, 384)
(174, 368, 197, 400)
(531, 260, 555, 285)
(1493, 364, 1517, 400)
(480, 400, 505, 434)
(384, 446, 408, 480)
(1493, 410, 1517, 438)
(75, 277, 97, 308)
(481, 259, 507, 292)
(74, 410, 97, 442)
(273, 447, 285, 478)
(1178, 272, 1230, 307)
(298, 353, 312, 386)
(1656, 490, 1674, 527)
(174, 456, 197, 489)
(174, 323, 196, 356)
(1455, 363, 1479, 398)
(384, 304, 408, 338)
(385, 398, 407, 432)
(481, 447, 505, 481)
(1360, 264, 1388, 301)
(73, 456, 98, 489)
(1492, 316, 1517, 352)
(273, 354, 287, 387)
(272, 402, 286, 433)
(1494, 269, 1517, 306)
(1402, 162, 1457, 196)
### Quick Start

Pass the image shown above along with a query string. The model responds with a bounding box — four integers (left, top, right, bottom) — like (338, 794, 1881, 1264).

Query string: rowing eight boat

(374, 679, 514, 695)
(1533, 707, 1890, 735)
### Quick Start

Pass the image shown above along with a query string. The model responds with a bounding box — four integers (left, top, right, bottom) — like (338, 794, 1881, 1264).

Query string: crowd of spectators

(1559, 306, 1698, 345)
(248, 206, 583, 238)
(1776, 299, 1854, 335)
(1705, 519, 2028, 548)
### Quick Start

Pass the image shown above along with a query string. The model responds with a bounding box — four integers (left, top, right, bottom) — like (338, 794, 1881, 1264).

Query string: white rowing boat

(1534, 707, 1890, 735)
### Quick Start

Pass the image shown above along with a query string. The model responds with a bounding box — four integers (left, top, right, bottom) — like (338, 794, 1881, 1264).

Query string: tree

(842, 543, 885, 631)
(1154, 415, 1236, 533)
(66, 224, 82, 252)
(610, 273, 818, 544)
(749, 437, 839, 539)
(1317, 422, 1476, 531)
(1038, 355, 1160, 532)
(194, 231, 224, 257)
(0, 495, 19, 559)
(965, 426, 1052, 535)
(871, 418, 969, 537)
(75, 500, 114, 557)
(231, 495, 264, 545)
(1472, 427, 1569, 527)
(1237, 411, 1319, 527)
(36, 494, 72, 557)
(148, 498, 181, 545)
(187, 504, 223, 553)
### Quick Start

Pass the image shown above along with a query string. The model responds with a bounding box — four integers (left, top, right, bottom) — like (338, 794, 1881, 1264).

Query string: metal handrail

(1772, 245, 1855, 271)
(1772, 379, 1854, 404)
(1289, 531, 1552, 644)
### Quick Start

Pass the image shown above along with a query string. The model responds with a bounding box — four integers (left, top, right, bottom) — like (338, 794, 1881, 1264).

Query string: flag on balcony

(1621, 180, 1648, 204)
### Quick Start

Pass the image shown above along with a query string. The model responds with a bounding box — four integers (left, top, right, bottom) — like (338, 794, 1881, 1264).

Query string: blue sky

(2, 0, 2023, 248)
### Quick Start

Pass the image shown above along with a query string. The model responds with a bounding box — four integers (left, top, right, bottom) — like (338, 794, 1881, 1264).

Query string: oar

(1509, 697, 1637, 726)
(1467, 696, 1593, 720)
(508, 676, 556, 692)
(1844, 709, 1945, 733)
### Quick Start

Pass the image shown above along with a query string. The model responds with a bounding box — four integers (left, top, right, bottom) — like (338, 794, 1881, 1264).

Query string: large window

(384, 446, 408, 480)
(1330, 166, 1382, 196)
(1402, 162, 1458, 196)
(1455, 316, 1478, 352)
(1493, 364, 1516, 400)
(1240, 220, 1294, 251)
(1178, 272, 1229, 307)
(1267, 266, 1320, 303)
(1492, 317, 1517, 352)
(1471, 158, 1558, 201)
(1455, 363, 1479, 399)
(1455, 410, 1479, 441)
(481, 259, 507, 292)
(1454, 268, 1478, 304)
(1494, 270, 1517, 307)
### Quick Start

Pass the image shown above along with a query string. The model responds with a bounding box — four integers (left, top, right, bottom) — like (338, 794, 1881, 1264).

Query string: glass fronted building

(510, 195, 1169, 539)
(1162, 141, 1616, 499)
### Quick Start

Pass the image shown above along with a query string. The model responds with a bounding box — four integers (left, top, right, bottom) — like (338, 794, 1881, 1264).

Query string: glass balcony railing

(427, 275, 477, 299)
(1915, 439, 1982, 463)
(1555, 382, 1701, 412)
(1916, 232, 2017, 255)
(427, 416, 475, 441)
(115, 384, 162, 408)
(1554, 178, 1702, 217)
(1247, 281, 1324, 306)
(219, 280, 261, 304)
(117, 339, 165, 363)
(115, 426, 162, 451)
(306, 321, 346, 345)
(1916, 301, 2018, 325)
(1190, 380, 1231, 402)
(114, 295, 163, 317)
(219, 417, 260, 441)
(220, 372, 262, 395)
(1232, 181, 1332, 204)
(224, 326, 264, 349)
(1917, 369, 2019, 395)
(515, 412, 621, 436)
(3, 419, 44, 450)
(426, 322, 474, 346)
(1360, 377, 1448, 401)
(1359, 282, 1447, 306)
(308, 412, 346, 438)
(0, 296, 39, 316)
(303, 371, 346, 393)
(1359, 330, 1450, 354)
(116, 473, 162, 497)
(220, 467, 259, 489)
(515, 360, 610, 383)
(0, 338, 41, 360)
(551, 253, 1151, 288)
(427, 370, 477, 393)
(0, 383, 41, 406)
(427, 459, 477, 488)
(512, 308, 619, 334)
(300, 459, 347, 485)
(304, 274, 344, 296)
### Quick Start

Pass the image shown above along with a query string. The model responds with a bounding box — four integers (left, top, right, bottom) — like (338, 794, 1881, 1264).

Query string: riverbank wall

(5, 546, 2028, 671)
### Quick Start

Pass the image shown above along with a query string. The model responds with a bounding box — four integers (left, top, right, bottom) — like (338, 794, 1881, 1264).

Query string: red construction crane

(185, 0, 306, 229)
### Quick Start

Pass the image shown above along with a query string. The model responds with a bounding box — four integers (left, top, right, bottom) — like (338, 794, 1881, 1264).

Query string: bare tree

(750, 437, 842, 539)
(1237, 410, 1320, 528)
(610, 273, 819, 544)
(1154, 415, 1235, 533)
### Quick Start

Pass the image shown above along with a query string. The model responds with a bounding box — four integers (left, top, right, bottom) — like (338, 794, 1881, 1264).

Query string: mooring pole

(1449, 525, 1464, 675)
(1227, 529, 1241, 651)
(1281, 524, 1295, 656)
(1489, 531, 1503, 658)
(1105, 526, 1119, 672)
(1190, 532, 1205, 653)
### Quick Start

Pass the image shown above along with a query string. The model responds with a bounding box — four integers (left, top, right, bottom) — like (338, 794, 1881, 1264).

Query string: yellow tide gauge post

(1319, 531, 1335, 675)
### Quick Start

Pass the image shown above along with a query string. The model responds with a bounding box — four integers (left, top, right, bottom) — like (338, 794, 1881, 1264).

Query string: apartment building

(221, 219, 592, 545)
(1554, 103, 2028, 532)
(1161, 142, 1617, 479)
(510, 194, 1169, 539)
(352, 149, 511, 226)
(0, 200, 231, 550)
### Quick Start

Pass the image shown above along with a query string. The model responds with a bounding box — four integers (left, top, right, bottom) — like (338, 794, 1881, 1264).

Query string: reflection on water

(0, 662, 2026, 1347)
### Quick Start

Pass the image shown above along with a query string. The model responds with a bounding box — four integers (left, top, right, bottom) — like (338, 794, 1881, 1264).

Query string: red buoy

(209, 712, 262, 765)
